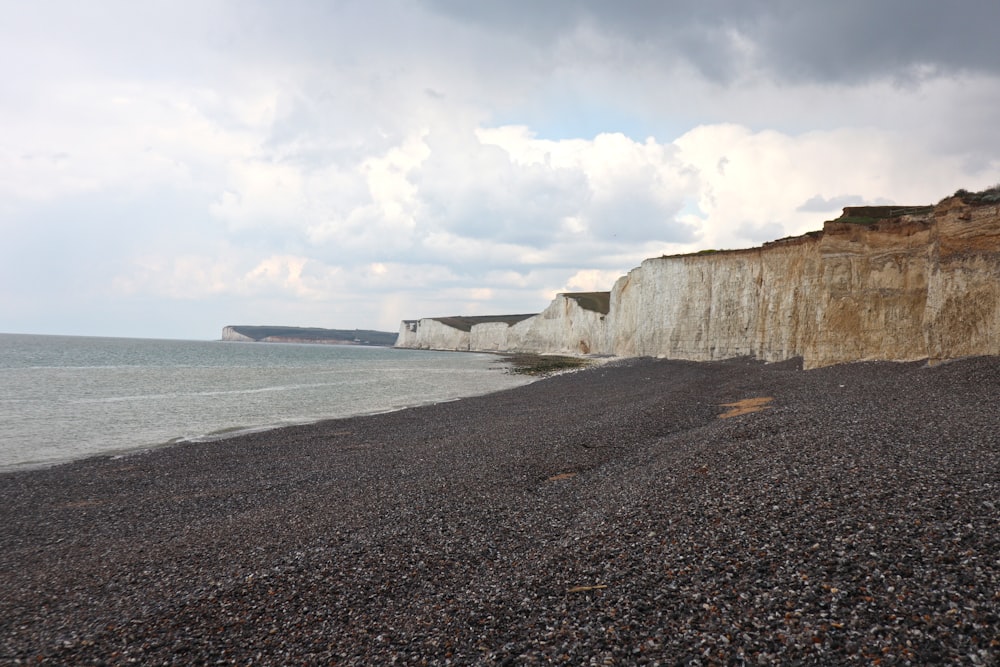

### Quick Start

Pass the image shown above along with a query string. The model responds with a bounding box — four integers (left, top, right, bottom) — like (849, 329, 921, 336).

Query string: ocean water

(0, 333, 533, 472)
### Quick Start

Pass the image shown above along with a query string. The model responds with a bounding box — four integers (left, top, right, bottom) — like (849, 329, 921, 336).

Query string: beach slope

(2, 357, 998, 664)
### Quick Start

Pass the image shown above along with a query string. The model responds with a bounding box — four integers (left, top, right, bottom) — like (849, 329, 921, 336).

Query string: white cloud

(561, 269, 625, 293)
(673, 123, 999, 249)
(0, 77, 269, 207)
(3, 1, 1000, 338)
(797, 194, 868, 213)
(112, 253, 239, 301)
(210, 161, 309, 231)
(411, 125, 698, 259)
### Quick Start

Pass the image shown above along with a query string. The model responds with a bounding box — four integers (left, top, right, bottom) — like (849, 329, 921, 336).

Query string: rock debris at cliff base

(1, 357, 998, 665)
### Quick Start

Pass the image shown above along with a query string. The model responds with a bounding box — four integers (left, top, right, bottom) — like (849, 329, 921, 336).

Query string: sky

(2, 1, 999, 340)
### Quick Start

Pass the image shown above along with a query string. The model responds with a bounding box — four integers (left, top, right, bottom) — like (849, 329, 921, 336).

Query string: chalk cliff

(397, 190, 1000, 368)
(397, 315, 536, 352)
(221, 326, 256, 342)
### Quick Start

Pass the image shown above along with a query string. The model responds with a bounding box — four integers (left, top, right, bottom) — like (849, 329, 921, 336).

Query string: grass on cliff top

(564, 292, 611, 315)
(433, 314, 536, 332)
(502, 354, 592, 376)
(950, 184, 1000, 205)
(836, 205, 934, 226)
(837, 215, 880, 226)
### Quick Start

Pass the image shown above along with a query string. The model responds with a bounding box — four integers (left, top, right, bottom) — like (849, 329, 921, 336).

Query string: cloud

(748, 2, 1000, 83)
(561, 268, 625, 293)
(3, 1, 1000, 339)
(412, 128, 589, 247)
(204, 119, 705, 272)
(673, 123, 997, 249)
(422, 1, 1000, 84)
(797, 194, 867, 212)
(471, 128, 698, 244)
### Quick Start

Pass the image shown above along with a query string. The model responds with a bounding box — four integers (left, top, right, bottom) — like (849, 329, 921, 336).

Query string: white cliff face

(511, 295, 608, 355)
(398, 319, 471, 351)
(469, 321, 520, 352)
(610, 252, 768, 361)
(397, 321, 419, 348)
(608, 199, 1000, 368)
(397, 295, 609, 355)
(221, 326, 254, 342)
(397, 197, 1000, 368)
(609, 242, 824, 363)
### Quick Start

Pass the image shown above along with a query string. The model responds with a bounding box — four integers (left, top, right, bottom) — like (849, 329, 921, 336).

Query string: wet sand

(1, 356, 998, 664)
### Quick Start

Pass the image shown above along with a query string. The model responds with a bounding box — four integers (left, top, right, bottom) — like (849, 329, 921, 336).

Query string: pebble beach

(1, 356, 998, 665)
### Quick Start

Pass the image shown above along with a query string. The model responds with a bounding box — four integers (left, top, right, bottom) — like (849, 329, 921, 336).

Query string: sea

(0, 333, 534, 472)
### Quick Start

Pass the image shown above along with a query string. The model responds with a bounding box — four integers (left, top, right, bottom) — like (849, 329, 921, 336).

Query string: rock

(398, 193, 1000, 369)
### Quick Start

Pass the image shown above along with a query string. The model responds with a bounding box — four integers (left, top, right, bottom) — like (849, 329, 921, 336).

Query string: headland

(222, 325, 398, 346)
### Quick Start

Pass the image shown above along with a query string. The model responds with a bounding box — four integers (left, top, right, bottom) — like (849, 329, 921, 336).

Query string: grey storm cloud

(420, 0, 1000, 83)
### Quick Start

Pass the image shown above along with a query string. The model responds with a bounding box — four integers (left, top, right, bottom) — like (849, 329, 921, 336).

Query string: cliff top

(950, 185, 1000, 206)
(431, 314, 537, 332)
(661, 188, 1000, 261)
(836, 205, 933, 225)
(561, 292, 611, 315)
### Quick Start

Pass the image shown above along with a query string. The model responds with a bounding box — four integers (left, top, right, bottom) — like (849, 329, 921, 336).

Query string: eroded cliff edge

(397, 191, 1000, 368)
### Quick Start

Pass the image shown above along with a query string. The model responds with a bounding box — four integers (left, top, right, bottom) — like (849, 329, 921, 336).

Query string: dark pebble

(1, 356, 998, 665)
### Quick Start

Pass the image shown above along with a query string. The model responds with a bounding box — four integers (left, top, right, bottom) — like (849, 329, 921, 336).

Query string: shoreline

(1, 350, 586, 475)
(0, 347, 535, 475)
(2, 356, 998, 663)
(0, 390, 522, 476)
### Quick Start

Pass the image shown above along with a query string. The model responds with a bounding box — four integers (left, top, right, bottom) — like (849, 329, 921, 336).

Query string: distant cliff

(396, 189, 1000, 368)
(222, 326, 398, 347)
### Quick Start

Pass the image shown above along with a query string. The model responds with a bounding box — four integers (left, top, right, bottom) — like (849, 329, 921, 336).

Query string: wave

(69, 381, 355, 404)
